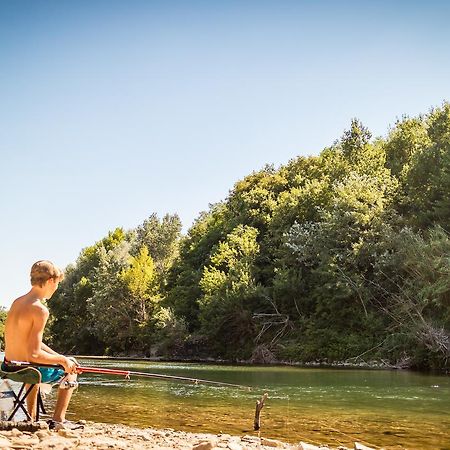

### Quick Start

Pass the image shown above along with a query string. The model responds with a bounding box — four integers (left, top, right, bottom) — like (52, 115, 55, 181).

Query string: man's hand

(68, 356, 79, 366)
(62, 356, 78, 374)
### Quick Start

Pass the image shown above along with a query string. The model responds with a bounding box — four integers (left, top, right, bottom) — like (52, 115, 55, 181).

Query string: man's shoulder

(29, 300, 49, 316)
(10, 296, 48, 317)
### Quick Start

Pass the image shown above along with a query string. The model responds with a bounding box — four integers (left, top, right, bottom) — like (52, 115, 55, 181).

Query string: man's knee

(59, 373, 78, 389)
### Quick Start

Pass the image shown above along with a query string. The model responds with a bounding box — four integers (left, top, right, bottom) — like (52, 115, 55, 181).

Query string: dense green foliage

(48, 104, 450, 369)
(0, 307, 7, 350)
(48, 214, 182, 355)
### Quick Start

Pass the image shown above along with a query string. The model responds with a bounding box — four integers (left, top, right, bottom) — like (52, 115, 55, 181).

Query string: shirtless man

(3, 260, 78, 427)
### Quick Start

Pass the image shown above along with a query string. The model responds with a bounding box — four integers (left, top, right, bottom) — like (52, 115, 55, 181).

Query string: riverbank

(0, 421, 369, 450)
(74, 354, 410, 371)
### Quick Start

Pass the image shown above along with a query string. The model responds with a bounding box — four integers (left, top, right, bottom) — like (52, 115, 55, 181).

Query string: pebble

(140, 434, 153, 441)
(227, 442, 243, 450)
(58, 429, 80, 439)
(192, 440, 215, 450)
(261, 437, 283, 447)
(354, 444, 374, 450)
(240, 435, 259, 443)
(298, 443, 333, 450)
(10, 428, 23, 437)
(0, 436, 11, 447)
(218, 434, 232, 439)
(11, 435, 40, 446)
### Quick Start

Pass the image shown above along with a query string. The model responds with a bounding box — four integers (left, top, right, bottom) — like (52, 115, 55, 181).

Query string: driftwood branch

(0, 421, 48, 431)
(253, 393, 268, 431)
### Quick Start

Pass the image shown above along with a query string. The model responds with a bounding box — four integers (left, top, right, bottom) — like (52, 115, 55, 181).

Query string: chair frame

(1, 366, 47, 421)
(7, 383, 46, 421)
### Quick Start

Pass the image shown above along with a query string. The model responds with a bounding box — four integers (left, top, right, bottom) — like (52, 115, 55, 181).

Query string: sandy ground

(0, 420, 360, 450)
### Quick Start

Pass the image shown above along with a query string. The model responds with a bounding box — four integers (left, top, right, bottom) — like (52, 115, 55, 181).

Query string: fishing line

(284, 394, 289, 441)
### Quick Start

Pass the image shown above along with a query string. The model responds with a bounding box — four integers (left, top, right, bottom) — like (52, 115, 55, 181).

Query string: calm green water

(44, 359, 449, 449)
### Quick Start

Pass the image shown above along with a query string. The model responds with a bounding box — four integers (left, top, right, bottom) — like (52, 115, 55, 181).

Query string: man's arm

(41, 343, 58, 355)
(42, 342, 79, 365)
(27, 307, 76, 373)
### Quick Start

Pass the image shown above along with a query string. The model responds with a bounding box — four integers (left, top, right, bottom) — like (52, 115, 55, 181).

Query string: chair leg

(8, 384, 36, 421)
(36, 388, 46, 420)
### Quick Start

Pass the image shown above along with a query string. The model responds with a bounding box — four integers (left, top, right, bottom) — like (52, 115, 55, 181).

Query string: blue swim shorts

(1, 362, 65, 384)
(37, 367, 65, 383)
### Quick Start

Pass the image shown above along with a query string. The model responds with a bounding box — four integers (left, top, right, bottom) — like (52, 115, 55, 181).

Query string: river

(36, 358, 448, 449)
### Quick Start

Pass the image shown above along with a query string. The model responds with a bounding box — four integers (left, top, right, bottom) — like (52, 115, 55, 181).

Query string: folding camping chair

(0, 365, 46, 421)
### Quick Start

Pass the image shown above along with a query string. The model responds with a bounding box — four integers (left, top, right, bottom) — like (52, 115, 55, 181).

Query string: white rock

(261, 437, 283, 447)
(354, 443, 375, 450)
(227, 442, 243, 450)
(140, 434, 153, 441)
(298, 442, 321, 450)
(36, 421, 49, 430)
(193, 441, 215, 450)
(0, 437, 11, 448)
(218, 434, 232, 440)
(58, 428, 80, 439)
(241, 435, 259, 442)
(9, 428, 22, 437)
(11, 435, 40, 446)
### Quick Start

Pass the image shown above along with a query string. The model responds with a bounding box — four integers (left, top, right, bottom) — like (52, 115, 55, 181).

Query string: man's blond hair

(30, 260, 64, 287)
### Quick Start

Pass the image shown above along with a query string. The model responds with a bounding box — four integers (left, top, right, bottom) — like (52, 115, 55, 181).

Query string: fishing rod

(78, 365, 251, 389)
(4, 360, 252, 391)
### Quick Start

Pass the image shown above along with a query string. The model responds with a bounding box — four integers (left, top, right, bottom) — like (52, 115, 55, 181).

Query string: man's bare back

(5, 293, 45, 361)
(5, 293, 67, 366)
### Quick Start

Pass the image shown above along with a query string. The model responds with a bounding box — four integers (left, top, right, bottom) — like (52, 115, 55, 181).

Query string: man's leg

(25, 384, 39, 421)
(53, 373, 77, 422)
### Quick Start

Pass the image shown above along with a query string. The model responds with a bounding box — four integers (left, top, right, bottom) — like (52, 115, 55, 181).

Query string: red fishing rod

(5, 361, 252, 391)
(76, 365, 251, 389)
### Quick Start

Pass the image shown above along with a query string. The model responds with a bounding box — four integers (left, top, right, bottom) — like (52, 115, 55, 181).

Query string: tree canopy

(46, 103, 450, 369)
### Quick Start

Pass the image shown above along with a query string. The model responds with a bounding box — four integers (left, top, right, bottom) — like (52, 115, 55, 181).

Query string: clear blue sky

(1, 0, 449, 308)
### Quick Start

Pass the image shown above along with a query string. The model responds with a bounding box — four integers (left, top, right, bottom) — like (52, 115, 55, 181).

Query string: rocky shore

(0, 421, 375, 450)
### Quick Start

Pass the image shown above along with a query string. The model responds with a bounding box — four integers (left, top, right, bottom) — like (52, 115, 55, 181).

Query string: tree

(198, 225, 262, 358)
(0, 307, 7, 350)
(164, 205, 227, 330)
(48, 228, 128, 353)
(400, 103, 450, 229)
(384, 115, 430, 178)
(134, 213, 182, 277)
